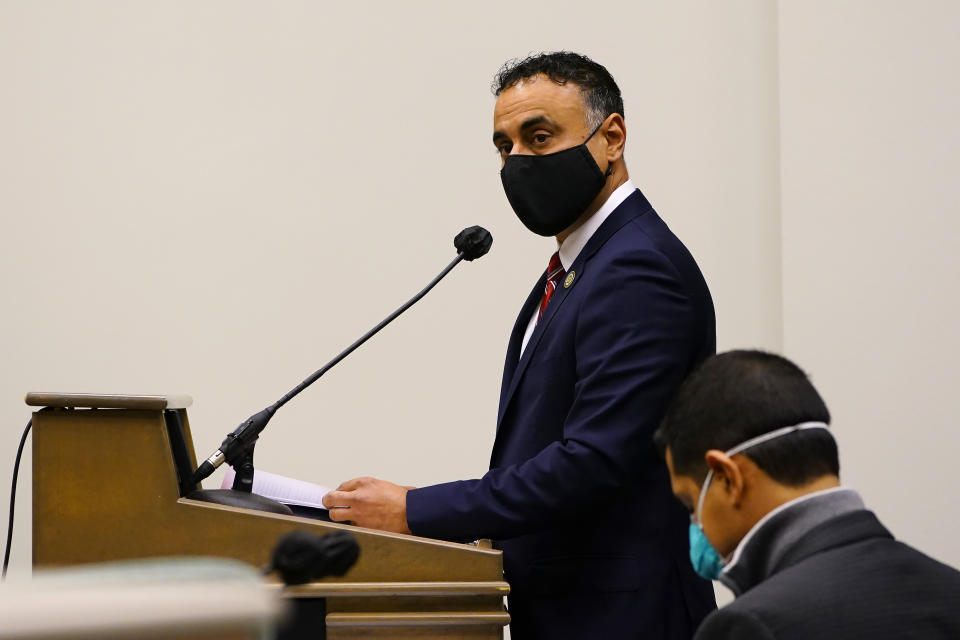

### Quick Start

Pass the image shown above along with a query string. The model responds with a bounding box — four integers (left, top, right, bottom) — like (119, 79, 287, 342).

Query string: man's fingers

(336, 477, 371, 492)
(321, 491, 335, 508)
(323, 490, 352, 509)
(318, 478, 409, 534)
(324, 490, 353, 523)
(327, 505, 350, 522)
(324, 476, 376, 507)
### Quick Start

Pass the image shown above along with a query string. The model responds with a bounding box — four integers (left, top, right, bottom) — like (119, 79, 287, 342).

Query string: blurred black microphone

(266, 530, 360, 585)
(191, 226, 493, 485)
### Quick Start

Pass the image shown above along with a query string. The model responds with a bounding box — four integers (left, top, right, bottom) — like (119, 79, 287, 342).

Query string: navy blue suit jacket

(408, 189, 716, 638)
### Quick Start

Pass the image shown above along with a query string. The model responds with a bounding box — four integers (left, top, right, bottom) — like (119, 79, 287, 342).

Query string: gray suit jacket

(696, 490, 960, 639)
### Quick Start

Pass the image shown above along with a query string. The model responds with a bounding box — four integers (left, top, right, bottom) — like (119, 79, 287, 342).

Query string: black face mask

(500, 121, 610, 237)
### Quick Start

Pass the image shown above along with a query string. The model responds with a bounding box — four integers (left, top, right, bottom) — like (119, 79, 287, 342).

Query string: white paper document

(220, 467, 332, 509)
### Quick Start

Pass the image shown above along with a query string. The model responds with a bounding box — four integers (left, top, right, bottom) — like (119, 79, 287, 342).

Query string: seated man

(654, 350, 960, 639)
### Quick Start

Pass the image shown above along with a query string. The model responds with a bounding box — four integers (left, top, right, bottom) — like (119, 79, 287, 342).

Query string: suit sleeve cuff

(406, 482, 472, 542)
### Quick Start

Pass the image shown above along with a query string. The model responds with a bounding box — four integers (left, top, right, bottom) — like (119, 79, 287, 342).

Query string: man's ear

(602, 113, 626, 163)
(704, 450, 746, 508)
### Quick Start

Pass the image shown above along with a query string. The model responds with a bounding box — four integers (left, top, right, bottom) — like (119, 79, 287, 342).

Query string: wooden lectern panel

(29, 394, 508, 639)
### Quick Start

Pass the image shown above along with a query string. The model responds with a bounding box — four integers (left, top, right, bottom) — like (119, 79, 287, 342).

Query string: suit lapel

(496, 266, 576, 432)
(494, 189, 650, 434)
(497, 274, 547, 420)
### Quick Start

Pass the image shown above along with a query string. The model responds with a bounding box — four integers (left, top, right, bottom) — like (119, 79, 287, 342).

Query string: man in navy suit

(324, 52, 717, 638)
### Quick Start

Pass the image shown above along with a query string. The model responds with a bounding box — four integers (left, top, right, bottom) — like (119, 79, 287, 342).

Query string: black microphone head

(268, 530, 360, 585)
(454, 226, 493, 261)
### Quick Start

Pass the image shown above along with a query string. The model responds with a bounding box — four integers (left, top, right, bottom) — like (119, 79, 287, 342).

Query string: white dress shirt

(519, 180, 637, 355)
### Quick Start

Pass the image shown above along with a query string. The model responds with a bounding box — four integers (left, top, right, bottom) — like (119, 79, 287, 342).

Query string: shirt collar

(557, 179, 636, 271)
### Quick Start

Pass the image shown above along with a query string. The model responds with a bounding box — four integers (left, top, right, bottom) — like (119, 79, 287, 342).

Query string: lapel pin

(564, 271, 576, 289)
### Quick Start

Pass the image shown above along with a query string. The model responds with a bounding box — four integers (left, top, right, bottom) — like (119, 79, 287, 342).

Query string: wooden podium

(28, 393, 509, 639)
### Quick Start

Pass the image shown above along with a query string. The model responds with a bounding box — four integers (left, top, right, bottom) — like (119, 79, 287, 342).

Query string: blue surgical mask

(687, 421, 830, 581)
(689, 519, 724, 580)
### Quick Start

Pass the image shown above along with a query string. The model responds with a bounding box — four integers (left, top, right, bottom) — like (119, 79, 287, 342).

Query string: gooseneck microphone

(190, 226, 493, 485)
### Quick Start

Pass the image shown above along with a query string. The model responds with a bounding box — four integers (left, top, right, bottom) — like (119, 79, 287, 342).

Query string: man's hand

(322, 477, 413, 534)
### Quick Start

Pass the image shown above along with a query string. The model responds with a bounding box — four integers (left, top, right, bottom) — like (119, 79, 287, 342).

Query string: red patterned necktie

(538, 252, 566, 320)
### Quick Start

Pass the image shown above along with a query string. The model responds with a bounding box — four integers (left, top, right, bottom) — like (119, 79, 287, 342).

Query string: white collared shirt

(519, 180, 637, 355)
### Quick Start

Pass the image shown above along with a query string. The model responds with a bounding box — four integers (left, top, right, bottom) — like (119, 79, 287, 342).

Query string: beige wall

(3, 0, 958, 613)
(0, 0, 781, 582)
(779, 0, 960, 570)
(4, 0, 956, 614)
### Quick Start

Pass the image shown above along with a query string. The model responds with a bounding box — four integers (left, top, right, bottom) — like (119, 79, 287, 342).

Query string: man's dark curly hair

(492, 51, 624, 128)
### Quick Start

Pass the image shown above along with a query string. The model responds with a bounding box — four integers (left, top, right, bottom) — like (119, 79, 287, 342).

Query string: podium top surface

(25, 392, 193, 410)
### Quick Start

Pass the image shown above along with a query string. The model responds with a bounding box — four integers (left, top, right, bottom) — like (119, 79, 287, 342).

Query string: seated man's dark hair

(492, 51, 624, 128)
(654, 350, 838, 486)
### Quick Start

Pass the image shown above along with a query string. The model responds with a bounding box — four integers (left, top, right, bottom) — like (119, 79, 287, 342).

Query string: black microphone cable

(2, 419, 32, 580)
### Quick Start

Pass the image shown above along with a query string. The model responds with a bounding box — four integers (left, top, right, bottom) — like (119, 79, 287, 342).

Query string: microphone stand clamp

(230, 444, 256, 493)
(186, 407, 293, 514)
